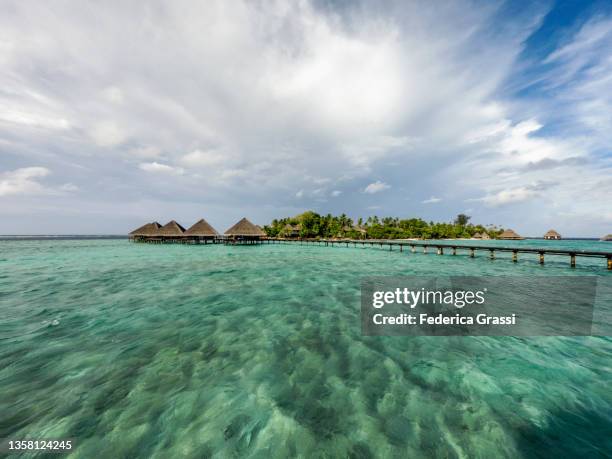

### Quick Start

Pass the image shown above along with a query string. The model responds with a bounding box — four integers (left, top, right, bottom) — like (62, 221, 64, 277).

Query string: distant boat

(544, 229, 561, 240)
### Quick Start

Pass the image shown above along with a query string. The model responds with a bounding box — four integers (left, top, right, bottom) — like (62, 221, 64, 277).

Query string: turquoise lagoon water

(1, 239, 611, 458)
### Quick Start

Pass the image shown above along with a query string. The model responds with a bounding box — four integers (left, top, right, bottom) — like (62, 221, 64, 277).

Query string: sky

(1, 0, 611, 236)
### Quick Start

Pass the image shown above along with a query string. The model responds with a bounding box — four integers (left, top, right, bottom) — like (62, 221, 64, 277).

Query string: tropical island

(264, 211, 503, 240)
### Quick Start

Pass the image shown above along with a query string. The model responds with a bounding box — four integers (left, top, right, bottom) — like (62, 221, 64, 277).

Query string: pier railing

(265, 238, 612, 270)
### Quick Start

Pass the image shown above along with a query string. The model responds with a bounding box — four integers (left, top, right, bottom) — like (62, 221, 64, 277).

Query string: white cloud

(422, 196, 441, 204)
(59, 183, 79, 192)
(0, 106, 70, 130)
(477, 187, 537, 206)
(331, 190, 342, 197)
(0, 1, 610, 235)
(129, 146, 162, 159)
(179, 149, 226, 167)
(0, 167, 50, 196)
(139, 162, 184, 175)
(364, 181, 390, 194)
(90, 121, 127, 147)
(470, 182, 554, 207)
(103, 86, 124, 104)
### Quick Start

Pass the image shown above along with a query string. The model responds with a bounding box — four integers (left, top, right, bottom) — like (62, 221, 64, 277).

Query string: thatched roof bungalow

(481, 232, 491, 240)
(225, 218, 265, 241)
(184, 218, 219, 240)
(155, 220, 186, 239)
(129, 222, 161, 239)
(472, 232, 482, 239)
(544, 229, 561, 240)
(498, 229, 524, 240)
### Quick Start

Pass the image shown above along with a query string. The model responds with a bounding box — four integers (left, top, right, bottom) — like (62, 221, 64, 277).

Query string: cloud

(0, 107, 70, 130)
(0, 1, 610, 235)
(422, 196, 441, 204)
(103, 86, 124, 104)
(364, 181, 390, 194)
(129, 146, 162, 159)
(331, 190, 342, 197)
(179, 149, 226, 167)
(471, 181, 556, 207)
(138, 162, 184, 175)
(89, 121, 127, 147)
(0, 167, 50, 196)
(59, 183, 79, 192)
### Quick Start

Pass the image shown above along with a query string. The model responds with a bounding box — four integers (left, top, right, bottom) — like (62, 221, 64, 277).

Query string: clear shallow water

(1, 239, 611, 458)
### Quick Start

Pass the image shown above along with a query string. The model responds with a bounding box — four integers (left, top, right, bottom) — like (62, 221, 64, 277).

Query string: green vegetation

(264, 211, 502, 240)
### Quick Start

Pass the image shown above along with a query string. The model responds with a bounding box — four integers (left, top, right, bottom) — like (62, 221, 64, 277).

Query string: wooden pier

(265, 238, 612, 270)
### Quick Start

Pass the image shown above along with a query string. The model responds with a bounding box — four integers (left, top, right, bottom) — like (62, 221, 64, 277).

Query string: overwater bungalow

(601, 234, 612, 241)
(154, 220, 187, 243)
(225, 217, 266, 244)
(544, 229, 561, 240)
(498, 229, 524, 240)
(129, 221, 161, 241)
(184, 218, 219, 243)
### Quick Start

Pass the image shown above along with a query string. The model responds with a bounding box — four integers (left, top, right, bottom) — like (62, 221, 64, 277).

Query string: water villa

(498, 229, 524, 240)
(184, 218, 219, 243)
(129, 222, 161, 241)
(127, 220, 612, 269)
(154, 220, 187, 243)
(224, 217, 266, 244)
(129, 217, 266, 244)
(544, 229, 561, 240)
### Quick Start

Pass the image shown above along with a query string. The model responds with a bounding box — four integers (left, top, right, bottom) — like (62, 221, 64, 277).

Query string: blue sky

(1, 0, 611, 236)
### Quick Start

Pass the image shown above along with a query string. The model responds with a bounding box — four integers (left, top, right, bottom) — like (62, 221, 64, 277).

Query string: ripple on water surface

(0, 239, 611, 458)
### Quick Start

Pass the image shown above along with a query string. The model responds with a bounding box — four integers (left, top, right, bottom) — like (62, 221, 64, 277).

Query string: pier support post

(539, 252, 545, 265)
(411, 245, 416, 253)
(437, 247, 443, 255)
(512, 251, 518, 263)
(489, 250, 495, 260)
(470, 248, 475, 258)
(452, 247, 457, 256)
(389, 244, 392, 251)
(570, 254, 576, 268)
(423, 246, 428, 254)
(400, 245, 403, 252)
